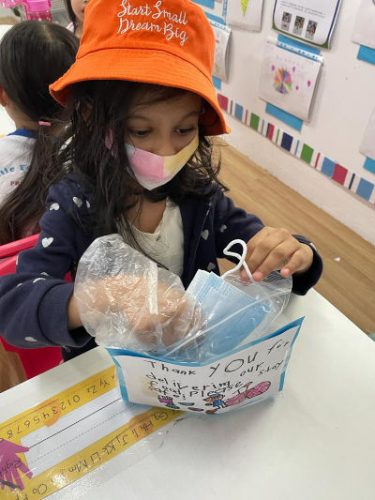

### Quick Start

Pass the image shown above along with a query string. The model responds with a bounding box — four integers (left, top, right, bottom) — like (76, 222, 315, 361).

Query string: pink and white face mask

(125, 135, 199, 191)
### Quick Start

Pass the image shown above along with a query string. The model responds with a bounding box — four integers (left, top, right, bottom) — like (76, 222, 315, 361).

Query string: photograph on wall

(272, 0, 342, 48)
(211, 21, 232, 82)
(258, 40, 322, 121)
(352, 0, 375, 50)
(226, 0, 265, 32)
(360, 108, 375, 161)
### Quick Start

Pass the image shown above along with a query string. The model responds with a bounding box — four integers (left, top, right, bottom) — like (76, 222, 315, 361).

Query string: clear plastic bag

(166, 240, 292, 362)
(75, 236, 292, 365)
(74, 234, 202, 356)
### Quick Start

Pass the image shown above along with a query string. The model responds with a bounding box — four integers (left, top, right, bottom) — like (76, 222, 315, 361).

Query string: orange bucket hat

(50, 0, 229, 136)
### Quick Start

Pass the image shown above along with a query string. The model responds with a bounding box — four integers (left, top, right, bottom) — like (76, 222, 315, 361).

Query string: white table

(1, 289, 375, 500)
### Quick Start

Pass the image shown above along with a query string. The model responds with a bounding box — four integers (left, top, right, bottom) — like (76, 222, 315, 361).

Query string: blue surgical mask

(167, 240, 292, 362)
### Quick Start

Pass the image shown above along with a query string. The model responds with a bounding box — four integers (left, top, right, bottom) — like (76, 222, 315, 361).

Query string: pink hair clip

(38, 120, 52, 127)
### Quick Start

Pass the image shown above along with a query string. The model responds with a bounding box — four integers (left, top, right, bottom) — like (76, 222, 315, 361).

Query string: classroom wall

(197, 0, 375, 245)
(0, 5, 373, 243)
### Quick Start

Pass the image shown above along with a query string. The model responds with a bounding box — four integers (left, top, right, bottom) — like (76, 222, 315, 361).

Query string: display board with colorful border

(193, 0, 375, 208)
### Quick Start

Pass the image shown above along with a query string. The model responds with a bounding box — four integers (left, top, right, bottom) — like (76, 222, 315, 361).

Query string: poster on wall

(226, 0, 265, 32)
(258, 39, 323, 121)
(352, 0, 375, 50)
(360, 108, 375, 161)
(272, 0, 342, 48)
(211, 21, 232, 82)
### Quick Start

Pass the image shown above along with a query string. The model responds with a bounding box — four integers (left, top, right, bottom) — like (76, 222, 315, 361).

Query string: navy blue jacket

(0, 174, 322, 360)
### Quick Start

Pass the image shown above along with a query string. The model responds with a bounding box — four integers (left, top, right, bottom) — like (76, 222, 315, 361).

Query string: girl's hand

(118, 278, 201, 348)
(240, 227, 314, 282)
(74, 275, 201, 349)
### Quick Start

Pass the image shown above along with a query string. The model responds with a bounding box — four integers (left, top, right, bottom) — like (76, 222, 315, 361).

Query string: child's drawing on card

(204, 391, 227, 414)
(224, 381, 271, 408)
(226, 0, 264, 31)
(111, 321, 302, 415)
(204, 381, 271, 414)
(158, 395, 180, 410)
(241, 0, 250, 16)
(259, 41, 322, 121)
(273, 67, 293, 94)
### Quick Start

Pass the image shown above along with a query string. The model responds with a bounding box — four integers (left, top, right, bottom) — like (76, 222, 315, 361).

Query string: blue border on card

(278, 321, 302, 390)
(277, 34, 321, 56)
(266, 103, 303, 131)
(206, 12, 225, 25)
(213, 76, 222, 90)
(194, 0, 215, 8)
(358, 45, 375, 65)
(364, 157, 375, 174)
(112, 356, 129, 401)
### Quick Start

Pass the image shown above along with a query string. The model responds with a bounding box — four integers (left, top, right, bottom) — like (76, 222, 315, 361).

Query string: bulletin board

(193, 0, 375, 209)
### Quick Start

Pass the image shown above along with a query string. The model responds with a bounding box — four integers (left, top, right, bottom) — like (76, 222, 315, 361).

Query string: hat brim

(50, 48, 229, 136)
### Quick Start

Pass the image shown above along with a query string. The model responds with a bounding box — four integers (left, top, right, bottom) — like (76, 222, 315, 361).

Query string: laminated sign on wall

(352, 0, 375, 50)
(211, 21, 232, 82)
(258, 39, 323, 121)
(226, 0, 265, 32)
(272, 0, 342, 48)
(360, 108, 375, 161)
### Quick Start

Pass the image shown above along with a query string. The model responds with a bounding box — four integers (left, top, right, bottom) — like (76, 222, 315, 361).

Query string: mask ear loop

(221, 239, 253, 282)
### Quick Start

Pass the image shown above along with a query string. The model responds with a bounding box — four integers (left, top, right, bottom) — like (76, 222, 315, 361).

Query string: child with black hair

(64, 0, 88, 37)
(0, 20, 79, 243)
(0, 0, 323, 361)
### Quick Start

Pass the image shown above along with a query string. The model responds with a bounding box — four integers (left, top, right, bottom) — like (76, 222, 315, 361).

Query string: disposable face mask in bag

(187, 269, 267, 347)
(167, 239, 292, 362)
(189, 281, 276, 358)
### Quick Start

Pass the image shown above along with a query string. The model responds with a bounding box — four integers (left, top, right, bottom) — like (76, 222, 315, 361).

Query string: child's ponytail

(0, 120, 71, 243)
(0, 21, 78, 244)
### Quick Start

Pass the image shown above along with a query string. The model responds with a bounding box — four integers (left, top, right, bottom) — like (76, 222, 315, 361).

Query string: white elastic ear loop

(221, 239, 253, 281)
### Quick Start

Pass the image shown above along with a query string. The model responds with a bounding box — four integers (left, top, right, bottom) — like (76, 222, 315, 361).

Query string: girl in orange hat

(0, 0, 322, 361)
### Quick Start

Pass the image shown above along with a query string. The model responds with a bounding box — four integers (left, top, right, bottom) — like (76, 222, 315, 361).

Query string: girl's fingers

(248, 239, 300, 280)
(280, 244, 314, 277)
(247, 227, 296, 273)
(244, 228, 314, 281)
(252, 244, 313, 281)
